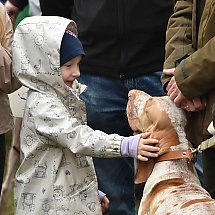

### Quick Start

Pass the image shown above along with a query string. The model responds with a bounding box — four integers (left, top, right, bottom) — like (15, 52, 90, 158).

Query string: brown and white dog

(127, 89, 215, 215)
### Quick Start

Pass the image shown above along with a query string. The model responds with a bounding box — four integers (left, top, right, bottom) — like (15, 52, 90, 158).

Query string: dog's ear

(127, 90, 152, 133)
(135, 159, 154, 184)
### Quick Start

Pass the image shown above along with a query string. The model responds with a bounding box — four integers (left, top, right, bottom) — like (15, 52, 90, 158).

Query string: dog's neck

(148, 128, 180, 144)
(144, 126, 182, 155)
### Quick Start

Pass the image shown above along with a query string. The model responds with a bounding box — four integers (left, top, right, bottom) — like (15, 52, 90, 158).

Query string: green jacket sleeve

(175, 36, 215, 99)
(162, 0, 194, 89)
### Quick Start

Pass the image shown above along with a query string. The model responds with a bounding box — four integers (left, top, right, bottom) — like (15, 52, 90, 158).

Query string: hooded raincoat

(13, 16, 123, 215)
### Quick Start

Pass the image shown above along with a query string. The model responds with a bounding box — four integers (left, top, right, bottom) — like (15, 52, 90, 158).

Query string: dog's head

(126, 89, 187, 183)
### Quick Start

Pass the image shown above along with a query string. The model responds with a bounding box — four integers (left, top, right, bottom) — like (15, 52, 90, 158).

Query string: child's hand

(101, 195, 109, 213)
(137, 132, 160, 161)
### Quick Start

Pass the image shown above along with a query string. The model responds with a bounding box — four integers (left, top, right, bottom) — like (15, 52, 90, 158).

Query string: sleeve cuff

(120, 134, 141, 158)
(98, 190, 106, 201)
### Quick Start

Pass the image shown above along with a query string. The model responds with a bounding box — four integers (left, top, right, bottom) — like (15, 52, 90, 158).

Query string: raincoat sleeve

(0, 4, 21, 93)
(34, 96, 123, 158)
(162, 0, 194, 89)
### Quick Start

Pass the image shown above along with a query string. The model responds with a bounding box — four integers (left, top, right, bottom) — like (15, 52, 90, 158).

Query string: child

(12, 16, 160, 215)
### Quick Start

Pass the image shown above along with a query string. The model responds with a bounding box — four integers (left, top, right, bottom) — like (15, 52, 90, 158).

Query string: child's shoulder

(34, 92, 62, 104)
(28, 92, 65, 116)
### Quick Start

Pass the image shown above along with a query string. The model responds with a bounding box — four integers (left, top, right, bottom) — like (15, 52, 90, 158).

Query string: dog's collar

(155, 148, 196, 163)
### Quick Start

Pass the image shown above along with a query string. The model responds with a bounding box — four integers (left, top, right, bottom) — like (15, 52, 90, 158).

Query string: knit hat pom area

(60, 30, 85, 66)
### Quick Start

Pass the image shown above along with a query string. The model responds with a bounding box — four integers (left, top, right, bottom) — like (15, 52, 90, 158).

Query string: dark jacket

(40, 0, 173, 78)
(9, 0, 28, 10)
(162, 0, 215, 146)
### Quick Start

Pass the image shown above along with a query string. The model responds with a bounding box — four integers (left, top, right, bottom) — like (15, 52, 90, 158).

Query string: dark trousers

(202, 148, 215, 198)
(0, 134, 6, 194)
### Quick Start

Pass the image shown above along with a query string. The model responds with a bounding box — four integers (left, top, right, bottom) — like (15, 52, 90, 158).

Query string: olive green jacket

(162, 0, 215, 146)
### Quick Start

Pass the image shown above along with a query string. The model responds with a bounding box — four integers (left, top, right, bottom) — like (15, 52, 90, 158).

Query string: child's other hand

(137, 132, 160, 161)
(101, 195, 109, 213)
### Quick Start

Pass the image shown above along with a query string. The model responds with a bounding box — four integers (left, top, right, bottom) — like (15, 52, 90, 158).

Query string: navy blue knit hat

(60, 30, 85, 66)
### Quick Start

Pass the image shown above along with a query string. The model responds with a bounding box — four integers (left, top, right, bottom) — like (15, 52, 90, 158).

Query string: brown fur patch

(181, 198, 214, 209)
(141, 178, 185, 214)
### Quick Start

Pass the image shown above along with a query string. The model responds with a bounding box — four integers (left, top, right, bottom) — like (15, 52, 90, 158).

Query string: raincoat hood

(12, 16, 86, 99)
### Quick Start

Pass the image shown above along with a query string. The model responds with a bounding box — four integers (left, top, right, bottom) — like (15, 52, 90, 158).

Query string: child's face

(60, 55, 82, 88)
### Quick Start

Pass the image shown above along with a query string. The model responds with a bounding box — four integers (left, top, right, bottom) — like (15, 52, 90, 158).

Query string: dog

(126, 89, 215, 215)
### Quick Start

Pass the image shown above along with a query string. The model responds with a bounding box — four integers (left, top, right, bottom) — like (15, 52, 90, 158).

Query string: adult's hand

(163, 68, 175, 76)
(163, 68, 206, 112)
(4, 1, 20, 27)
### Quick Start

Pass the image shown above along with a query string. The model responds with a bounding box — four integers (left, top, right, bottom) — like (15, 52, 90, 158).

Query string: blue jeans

(78, 71, 165, 215)
(195, 152, 204, 187)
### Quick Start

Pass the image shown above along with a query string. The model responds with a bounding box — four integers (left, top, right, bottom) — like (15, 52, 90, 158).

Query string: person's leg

(79, 74, 135, 215)
(0, 117, 21, 213)
(0, 134, 6, 194)
(78, 71, 165, 214)
(202, 148, 215, 198)
(195, 152, 204, 187)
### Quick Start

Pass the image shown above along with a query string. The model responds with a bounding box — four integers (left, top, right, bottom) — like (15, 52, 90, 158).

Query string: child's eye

(65, 64, 71, 68)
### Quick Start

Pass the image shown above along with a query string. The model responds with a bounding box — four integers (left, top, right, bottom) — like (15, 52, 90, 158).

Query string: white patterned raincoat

(13, 16, 123, 215)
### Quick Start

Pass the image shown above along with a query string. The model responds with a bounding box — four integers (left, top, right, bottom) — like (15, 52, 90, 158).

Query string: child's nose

(73, 68, 80, 77)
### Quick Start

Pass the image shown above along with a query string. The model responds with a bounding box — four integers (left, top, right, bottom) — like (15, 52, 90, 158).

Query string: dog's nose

(128, 90, 135, 98)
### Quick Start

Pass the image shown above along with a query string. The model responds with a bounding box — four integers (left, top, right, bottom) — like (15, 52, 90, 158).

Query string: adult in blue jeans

(78, 72, 165, 214)
(39, 1, 173, 214)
